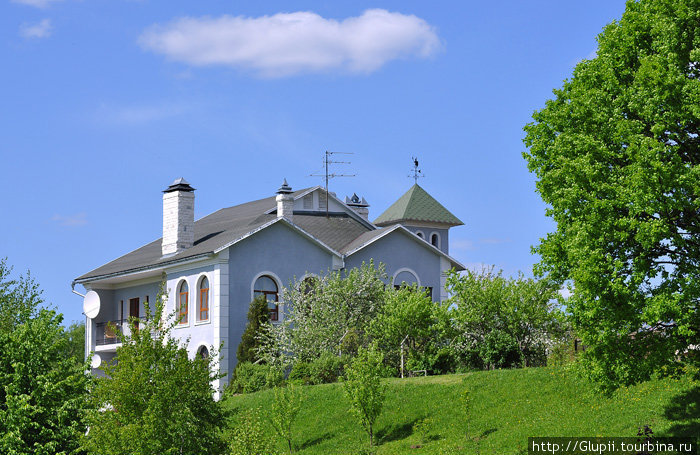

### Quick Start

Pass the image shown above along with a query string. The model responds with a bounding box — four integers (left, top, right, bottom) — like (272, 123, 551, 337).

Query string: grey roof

(75, 188, 355, 282)
(76, 185, 465, 283)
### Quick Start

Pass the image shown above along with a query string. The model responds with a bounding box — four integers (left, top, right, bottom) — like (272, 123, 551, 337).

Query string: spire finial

(409, 157, 424, 184)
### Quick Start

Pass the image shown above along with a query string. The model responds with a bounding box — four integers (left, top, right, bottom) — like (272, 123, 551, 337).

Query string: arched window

(254, 275, 279, 321)
(430, 232, 440, 248)
(416, 231, 424, 239)
(394, 270, 419, 288)
(177, 280, 189, 324)
(301, 276, 318, 295)
(198, 276, 209, 322)
(197, 345, 209, 359)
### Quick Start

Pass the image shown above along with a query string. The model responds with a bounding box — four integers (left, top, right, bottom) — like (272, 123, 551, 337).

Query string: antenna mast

(409, 157, 424, 184)
(310, 151, 356, 217)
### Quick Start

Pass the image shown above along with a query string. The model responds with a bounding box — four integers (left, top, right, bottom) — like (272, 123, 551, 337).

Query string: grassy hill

(222, 366, 700, 454)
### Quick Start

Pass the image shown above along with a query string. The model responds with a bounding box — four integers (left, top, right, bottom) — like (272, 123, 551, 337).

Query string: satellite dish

(90, 353, 102, 369)
(83, 291, 101, 319)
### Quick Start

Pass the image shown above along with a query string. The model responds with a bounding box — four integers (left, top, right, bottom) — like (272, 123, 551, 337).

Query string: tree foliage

(0, 258, 88, 455)
(369, 284, 452, 374)
(236, 295, 270, 364)
(82, 287, 226, 455)
(523, 0, 700, 388)
(259, 261, 386, 364)
(267, 384, 303, 454)
(343, 344, 386, 449)
(446, 267, 565, 369)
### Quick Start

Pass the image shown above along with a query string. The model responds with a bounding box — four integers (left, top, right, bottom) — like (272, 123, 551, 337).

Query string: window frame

(253, 274, 280, 322)
(197, 275, 210, 323)
(177, 280, 189, 325)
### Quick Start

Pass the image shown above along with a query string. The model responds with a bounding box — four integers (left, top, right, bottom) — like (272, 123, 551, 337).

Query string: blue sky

(1, 0, 627, 325)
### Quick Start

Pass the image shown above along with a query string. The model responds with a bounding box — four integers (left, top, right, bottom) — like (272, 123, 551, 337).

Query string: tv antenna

(409, 157, 424, 184)
(309, 151, 356, 217)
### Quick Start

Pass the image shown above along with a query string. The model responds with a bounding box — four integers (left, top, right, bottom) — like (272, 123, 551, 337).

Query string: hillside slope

(222, 367, 699, 454)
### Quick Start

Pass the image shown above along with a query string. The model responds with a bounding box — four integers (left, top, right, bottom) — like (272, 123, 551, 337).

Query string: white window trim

(250, 271, 283, 323)
(174, 277, 191, 328)
(392, 267, 421, 287)
(415, 230, 425, 239)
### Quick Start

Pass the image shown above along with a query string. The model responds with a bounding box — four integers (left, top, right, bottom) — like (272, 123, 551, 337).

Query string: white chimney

(162, 178, 195, 256)
(276, 179, 294, 222)
(345, 193, 370, 220)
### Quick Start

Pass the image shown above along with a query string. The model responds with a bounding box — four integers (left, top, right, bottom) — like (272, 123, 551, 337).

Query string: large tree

(524, 0, 700, 388)
(82, 288, 226, 455)
(0, 259, 88, 455)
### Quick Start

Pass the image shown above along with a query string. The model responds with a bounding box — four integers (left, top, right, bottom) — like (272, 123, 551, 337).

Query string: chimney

(345, 193, 370, 220)
(162, 178, 195, 256)
(276, 179, 294, 222)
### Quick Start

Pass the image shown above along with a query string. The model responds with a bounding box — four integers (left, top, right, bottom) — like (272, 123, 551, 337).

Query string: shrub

(230, 362, 284, 394)
(287, 361, 312, 385)
(268, 384, 304, 454)
(343, 344, 386, 450)
(479, 330, 522, 369)
(229, 407, 278, 455)
(309, 351, 344, 384)
(413, 417, 434, 444)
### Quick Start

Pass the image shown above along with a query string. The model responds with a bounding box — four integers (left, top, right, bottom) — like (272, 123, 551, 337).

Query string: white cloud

(19, 18, 52, 39)
(139, 9, 442, 77)
(52, 213, 87, 227)
(12, 0, 61, 8)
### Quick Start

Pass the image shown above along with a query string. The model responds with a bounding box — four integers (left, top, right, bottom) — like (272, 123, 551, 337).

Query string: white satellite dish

(83, 291, 101, 319)
(90, 353, 102, 369)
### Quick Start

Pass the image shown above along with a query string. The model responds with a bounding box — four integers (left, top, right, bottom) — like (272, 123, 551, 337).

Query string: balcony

(95, 318, 147, 351)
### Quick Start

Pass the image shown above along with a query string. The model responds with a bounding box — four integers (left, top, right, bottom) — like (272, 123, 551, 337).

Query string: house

(73, 178, 465, 395)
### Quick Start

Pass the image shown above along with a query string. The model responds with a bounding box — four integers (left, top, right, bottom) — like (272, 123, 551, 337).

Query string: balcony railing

(95, 318, 147, 346)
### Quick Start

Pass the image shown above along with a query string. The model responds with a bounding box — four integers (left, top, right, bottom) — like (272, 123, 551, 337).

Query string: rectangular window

(178, 291, 188, 324)
(303, 193, 313, 209)
(199, 288, 209, 321)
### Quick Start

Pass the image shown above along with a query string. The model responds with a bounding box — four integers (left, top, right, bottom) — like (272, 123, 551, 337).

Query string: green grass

(222, 366, 700, 454)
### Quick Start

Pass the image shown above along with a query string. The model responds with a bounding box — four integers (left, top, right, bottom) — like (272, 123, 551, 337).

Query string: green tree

(63, 321, 85, 366)
(446, 267, 565, 369)
(236, 295, 271, 364)
(370, 284, 451, 375)
(0, 310, 89, 455)
(343, 344, 387, 450)
(523, 0, 700, 388)
(0, 258, 42, 333)
(259, 261, 387, 364)
(82, 287, 226, 455)
(0, 259, 88, 455)
(268, 384, 303, 454)
(228, 408, 278, 455)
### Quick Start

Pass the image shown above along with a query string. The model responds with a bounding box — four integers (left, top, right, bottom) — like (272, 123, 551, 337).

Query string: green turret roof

(374, 184, 464, 227)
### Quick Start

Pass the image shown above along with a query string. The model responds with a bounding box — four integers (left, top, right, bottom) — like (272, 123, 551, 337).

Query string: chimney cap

(163, 177, 195, 193)
(345, 193, 369, 207)
(277, 178, 293, 194)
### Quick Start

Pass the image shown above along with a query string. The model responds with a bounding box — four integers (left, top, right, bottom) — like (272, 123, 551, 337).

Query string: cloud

(52, 213, 87, 227)
(450, 239, 475, 251)
(139, 9, 442, 77)
(19, 19, 52, 39)
(12, 0, 61, 8)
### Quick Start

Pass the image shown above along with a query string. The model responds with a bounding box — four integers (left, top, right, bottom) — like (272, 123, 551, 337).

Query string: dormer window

(177, 280, 189, 325)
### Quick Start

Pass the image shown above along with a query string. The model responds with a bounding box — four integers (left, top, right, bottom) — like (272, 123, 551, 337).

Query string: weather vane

(409, 157, 424, 184)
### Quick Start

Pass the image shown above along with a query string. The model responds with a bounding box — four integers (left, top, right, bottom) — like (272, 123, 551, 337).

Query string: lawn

(221, 366, 700, 454)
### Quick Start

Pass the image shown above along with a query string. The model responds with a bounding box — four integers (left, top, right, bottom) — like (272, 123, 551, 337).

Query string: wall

(402, 225, 450, 255)
(344, 229, 442, 301)
(227, 221, 336, 376)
